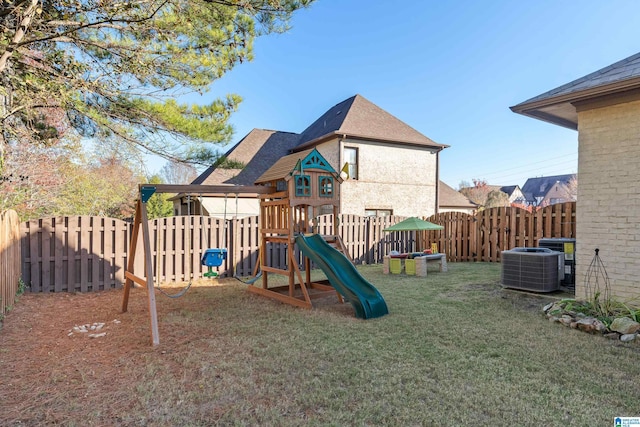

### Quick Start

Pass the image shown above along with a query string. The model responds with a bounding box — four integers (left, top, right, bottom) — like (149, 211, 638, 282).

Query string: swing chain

(155, 193, 196, 298)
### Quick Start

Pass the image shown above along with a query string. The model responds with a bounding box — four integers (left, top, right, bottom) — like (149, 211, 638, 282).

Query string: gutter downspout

(340, 134, 347, 215)
(435, 147, 444, 215)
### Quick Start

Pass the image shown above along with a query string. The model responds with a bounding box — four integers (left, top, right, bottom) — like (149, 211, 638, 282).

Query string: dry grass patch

(1, 263, 639, 426)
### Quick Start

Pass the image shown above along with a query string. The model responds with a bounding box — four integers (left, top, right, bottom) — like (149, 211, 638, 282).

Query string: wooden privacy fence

(22, 216, 133, 293)
(20, 203, 576, 293)
(19, 215, 312, 292)
(423, 202, 576, 262)
(1, 210, 21, 314)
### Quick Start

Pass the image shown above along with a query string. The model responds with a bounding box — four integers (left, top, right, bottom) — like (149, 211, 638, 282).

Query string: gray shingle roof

(295, 94, 446, 150)
(193, 95, 446, 188)
(439, 181, 476, 209)
(511, 52, 640, 129)
(192, 129, 300, 186)
(521, 174, 575, 202)
(520, 52, 640, 104)
(254, 148, 316, 184)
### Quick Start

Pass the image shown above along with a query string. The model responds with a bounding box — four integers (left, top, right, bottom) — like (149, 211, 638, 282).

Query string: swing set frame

(121, 183, 274, 346)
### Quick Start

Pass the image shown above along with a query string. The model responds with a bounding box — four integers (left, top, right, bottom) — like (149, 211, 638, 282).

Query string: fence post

(1, 210, 21, 315)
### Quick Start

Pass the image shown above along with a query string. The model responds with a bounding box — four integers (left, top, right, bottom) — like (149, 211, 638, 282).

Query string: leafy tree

(459, 179, 511, 210)
(564, 174, 578, 201)
(0, 0, 314, 166)
(485, 190, 510, 208)
(146, 174, 174, 219)
(161, 160, 198, 185)
(0, 140, 70, 219)
(459, 179, 491, 206)
(58, 155, 142, 218)
(0, 140, 143, 219)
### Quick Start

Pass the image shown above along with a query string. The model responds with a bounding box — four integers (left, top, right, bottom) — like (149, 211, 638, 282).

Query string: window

(343, 147, 358, 180)
(319, 176, 334, 197)
(365, 209, 392, 217)
(295, 175, 311, 197)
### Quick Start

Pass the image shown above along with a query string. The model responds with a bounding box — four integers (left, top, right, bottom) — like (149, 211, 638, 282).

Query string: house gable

(193, 95, 446, 188)
(191, 94, 446, 218)
(521, 174, 575, 206)
(294, 94, 447, 151)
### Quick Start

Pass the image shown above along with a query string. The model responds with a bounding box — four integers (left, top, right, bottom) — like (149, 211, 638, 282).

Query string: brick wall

(576, 99, 640, 300)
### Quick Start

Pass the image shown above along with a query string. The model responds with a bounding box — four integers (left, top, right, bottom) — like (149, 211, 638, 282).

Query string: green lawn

(3, 262, 639, 426)
(137, 263, 640, 426)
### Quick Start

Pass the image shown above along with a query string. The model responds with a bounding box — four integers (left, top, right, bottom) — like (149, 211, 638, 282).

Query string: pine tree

(0, 0, 313, 166)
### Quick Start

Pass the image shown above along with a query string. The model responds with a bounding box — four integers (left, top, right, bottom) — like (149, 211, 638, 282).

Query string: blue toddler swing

(201, 248, 227, 278)
(200, 194, 229, 278)
(200, 193, 262, 283)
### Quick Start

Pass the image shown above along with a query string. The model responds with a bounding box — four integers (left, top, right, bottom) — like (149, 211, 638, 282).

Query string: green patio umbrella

(383, 217, 444, 254)
(383, 217, 444, 232)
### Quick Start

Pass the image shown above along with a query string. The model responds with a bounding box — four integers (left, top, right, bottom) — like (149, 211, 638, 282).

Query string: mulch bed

(0, 280, 233, 425)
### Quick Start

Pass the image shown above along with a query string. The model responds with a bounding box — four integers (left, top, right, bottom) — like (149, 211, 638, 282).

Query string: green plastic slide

(295, 234, 388, 319)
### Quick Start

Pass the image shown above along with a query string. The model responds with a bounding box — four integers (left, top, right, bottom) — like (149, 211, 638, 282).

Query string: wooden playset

(121, 183, 274, 346)
(248, 148, 349, 309)
(120, 148, 379, 346)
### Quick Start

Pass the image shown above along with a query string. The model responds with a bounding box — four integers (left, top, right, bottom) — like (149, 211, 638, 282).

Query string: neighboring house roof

(485, 184, 523, 201)
(511, 51, 640, 130)
(294, 94, 448, 151)
(498, 185, 520, 198)
(439, 181, 476, 209)
(192, 129, 300, 186)
(521, 174, 575, 202)
(255, 148, 316, 184)
(193, 94, 446, 188)
(486, 185, 508, 195)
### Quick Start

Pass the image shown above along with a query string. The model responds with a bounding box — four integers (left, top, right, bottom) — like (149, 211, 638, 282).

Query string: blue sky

(173, 0, 640, 188)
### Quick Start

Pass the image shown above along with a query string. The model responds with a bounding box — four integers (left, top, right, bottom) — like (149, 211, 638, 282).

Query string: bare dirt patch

(0, 280, 239, 425)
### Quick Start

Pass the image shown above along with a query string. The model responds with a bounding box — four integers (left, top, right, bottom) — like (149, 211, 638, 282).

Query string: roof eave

(511, 77, 640, 129)
(292, 132, 341, 152)
(513, 109, 578, 131)
(293, 131, 449, 152)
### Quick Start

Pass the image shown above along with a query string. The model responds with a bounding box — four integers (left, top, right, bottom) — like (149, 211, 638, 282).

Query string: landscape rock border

(543, 301, 640, 343)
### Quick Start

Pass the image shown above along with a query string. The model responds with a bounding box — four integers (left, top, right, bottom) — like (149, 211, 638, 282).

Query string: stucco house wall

(575, 99, 640, 300)
(311, 138, 438, 217)
(342, 139, 437, 217)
